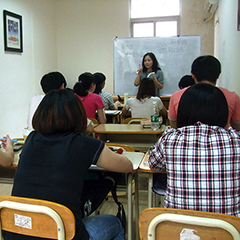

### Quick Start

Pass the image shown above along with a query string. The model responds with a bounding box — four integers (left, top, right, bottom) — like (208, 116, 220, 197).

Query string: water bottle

(151, 101, 159, 131)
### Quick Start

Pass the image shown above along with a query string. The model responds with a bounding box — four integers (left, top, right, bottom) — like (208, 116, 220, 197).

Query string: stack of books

(140, 116, 163, 128)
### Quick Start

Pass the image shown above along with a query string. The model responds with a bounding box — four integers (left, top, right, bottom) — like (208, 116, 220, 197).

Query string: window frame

(130, 15, 180, 37)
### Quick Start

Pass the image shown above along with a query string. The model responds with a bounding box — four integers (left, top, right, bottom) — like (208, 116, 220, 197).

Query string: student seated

(5, 89, 133, 240)
(169, 55, 240, 130)
(0, 135, 14, 166)
(27, 72, 94, 133)
(27, 72, 66, 132)
(149, 83, 240, 217)
(122, 77, 168, 119)
(93, 72, 120, 110)
(74, 72, 106, 124)
(178, 75, 195, 89)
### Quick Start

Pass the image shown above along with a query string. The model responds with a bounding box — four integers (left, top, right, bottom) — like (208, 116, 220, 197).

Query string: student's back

(74, 72, 106, 123)
(93, 72, 119, 110)
(168, 55, 240, 130)
(27, 72, 66, 131)
(122, 78, 167, 119)
(5, 89, 132, 240)
(149, 83, 240, 217)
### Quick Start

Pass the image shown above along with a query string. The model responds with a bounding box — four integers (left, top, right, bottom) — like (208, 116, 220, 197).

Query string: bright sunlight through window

(131, 0, 180, 18)
(131, 0, 180, 38)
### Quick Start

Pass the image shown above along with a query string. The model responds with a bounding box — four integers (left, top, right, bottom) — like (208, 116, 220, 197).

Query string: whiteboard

(113, 36, 201, 96)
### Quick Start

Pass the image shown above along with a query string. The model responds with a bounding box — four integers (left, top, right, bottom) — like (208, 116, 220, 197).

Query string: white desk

(104, 110, 122, 123)
(139, 153, 166, 208)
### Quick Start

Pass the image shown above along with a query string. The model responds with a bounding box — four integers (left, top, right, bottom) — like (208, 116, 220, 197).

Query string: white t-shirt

(125, 96, 164, 118)
(27, 95, 45, 132)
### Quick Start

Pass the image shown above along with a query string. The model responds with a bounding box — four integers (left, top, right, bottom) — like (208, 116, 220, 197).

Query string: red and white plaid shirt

(149, 122, 240, 216)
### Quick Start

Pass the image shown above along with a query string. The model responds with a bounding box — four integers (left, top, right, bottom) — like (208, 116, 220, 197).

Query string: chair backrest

(105, 143, 135, 152)
(88, 118, 99, 125)
(123, 118, 143, 124)
(0, 195, 75, 240)
(139, 208, 240, 240)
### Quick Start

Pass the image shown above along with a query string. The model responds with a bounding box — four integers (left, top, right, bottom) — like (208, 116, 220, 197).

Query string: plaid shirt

(99, 91, 115, 109)
(149, 122, 240, 217)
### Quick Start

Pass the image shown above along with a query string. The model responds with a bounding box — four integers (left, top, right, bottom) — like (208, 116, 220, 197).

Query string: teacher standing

(134, 52, 164, 96)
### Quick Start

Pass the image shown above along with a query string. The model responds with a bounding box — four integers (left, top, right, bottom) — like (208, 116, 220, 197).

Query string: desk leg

(148, 173, 153, 208)
(127, 173, 133, 240)
(135, 172, 140, 240)
(112, 115, 116, 123)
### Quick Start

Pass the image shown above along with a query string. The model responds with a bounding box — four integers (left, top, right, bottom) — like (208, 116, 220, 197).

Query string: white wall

(0, 0, 57, 137)
(181, 0, 215, 55)
(56, 0, 130, 92)
(215, 0, 240, 95)
(0, 0, 215, 138)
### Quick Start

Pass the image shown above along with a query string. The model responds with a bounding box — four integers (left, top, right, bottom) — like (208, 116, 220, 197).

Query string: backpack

(81, 171, 126, 230)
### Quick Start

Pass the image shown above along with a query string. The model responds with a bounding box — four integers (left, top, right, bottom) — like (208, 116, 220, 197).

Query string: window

(130, 0, 180, 37)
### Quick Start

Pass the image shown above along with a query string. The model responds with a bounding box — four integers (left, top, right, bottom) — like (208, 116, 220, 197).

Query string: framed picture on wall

(3, 10, 23, 52)
(238, 0, 240, 31)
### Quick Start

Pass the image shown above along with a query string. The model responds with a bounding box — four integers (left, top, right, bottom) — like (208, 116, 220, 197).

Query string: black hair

(93, 72, 106, 94)
(142, 52, 161, 73)
(73, 72, 95, 97)
(191, 55, 221, 84)
(136, 78, 156, 100)
(40, 72, 67, 94)
(178, 75, 195, 89)
(33, 89, 87, 134)
(177, 83, 228, 128)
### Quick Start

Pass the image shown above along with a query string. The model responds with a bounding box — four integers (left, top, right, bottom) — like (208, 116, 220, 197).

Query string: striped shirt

(149, 122, 240, 216)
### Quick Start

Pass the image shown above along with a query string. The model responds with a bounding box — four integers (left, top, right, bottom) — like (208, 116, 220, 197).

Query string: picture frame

(3, 10, 23, 52)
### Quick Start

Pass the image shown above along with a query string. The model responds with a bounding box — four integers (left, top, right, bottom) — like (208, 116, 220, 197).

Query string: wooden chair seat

(0, 195, 75, 240)
(88, 118, 99, 125)
(123, 118, 143, 124)
(139, 207, 240, 240)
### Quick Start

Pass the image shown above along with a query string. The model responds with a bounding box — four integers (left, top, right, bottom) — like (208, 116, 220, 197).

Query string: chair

(0, 195, 75, 240)
(139, 208, 240, 240)
(123, 118, 143, 124)
(152, 173, 167, 207)
(88, 118, 99, 125)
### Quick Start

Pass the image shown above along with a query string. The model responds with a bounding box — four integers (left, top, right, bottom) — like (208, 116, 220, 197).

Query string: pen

(0, 138, 18, 143)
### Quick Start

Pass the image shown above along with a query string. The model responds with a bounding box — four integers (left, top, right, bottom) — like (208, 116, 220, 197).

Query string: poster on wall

(3, 10, 23, 52)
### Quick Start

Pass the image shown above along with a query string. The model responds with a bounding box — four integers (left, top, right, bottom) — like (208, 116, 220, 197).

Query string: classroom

(0, 0, 240, 239)
(0, 0, 239, 137)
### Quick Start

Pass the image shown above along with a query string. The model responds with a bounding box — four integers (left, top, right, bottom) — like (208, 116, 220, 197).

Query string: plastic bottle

(151, 101, 159, 131)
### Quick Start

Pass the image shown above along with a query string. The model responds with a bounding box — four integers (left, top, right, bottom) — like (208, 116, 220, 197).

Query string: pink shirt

(168, 86, 240, 128)
(76, 93, 104, 119)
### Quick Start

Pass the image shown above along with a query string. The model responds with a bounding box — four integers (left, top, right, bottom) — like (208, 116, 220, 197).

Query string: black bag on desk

(81, 172, 126, 230)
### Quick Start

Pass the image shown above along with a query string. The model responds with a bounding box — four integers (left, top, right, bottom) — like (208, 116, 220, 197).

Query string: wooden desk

(0, 150, 21, 184)
(139, 153, 166, 208)
(94, 124, 167, 152)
